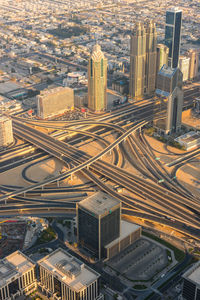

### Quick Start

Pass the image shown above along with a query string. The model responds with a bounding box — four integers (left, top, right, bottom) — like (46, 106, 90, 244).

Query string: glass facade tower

(165, 8, 182, 69)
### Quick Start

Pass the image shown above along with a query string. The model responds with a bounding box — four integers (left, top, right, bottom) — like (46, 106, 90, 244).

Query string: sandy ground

(144, 134, 200, 196)
(176, 159, 200, 197)
(182, 114, 200, 130)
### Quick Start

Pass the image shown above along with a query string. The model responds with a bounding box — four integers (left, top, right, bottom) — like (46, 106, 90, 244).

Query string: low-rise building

(175, 131, 200, 150)
(37, 87, 74, 119)
(0, 251, 36, 300)
(38, 248, 103, 300)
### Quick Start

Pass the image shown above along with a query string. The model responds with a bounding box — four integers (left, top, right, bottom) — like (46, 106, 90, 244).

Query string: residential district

(0, 0, 200, 300)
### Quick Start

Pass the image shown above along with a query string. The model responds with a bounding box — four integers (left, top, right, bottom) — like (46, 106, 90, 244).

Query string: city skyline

(0, 1, 199, 300)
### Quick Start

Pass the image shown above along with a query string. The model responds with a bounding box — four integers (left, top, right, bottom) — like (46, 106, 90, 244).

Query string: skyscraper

(179, 56, 190, 82)
(129, 21, 157, 99)
(146, 20, 157, 94)
(129, 22, 146, 98)
(165, 7, 182, 69)
(0, 116, 14, 147)
(88, 44, 107, 112)
(77, 191, 141, 260)
(155, 65, 183, 134)
(77, 192, 121, 260)
(188, 49, 199, 80)
(156, 44, 169, 75)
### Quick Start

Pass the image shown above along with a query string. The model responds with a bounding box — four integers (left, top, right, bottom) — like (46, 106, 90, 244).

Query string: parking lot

(107, 237, 168, 281)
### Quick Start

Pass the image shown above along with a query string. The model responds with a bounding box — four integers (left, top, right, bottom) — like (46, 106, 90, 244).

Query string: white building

(175, 131, 200, 150)
(0, 251, 37, 300)
(38, 248, 104, 300)
(0, 116, 14, 147)
(36, 87, 74, 119)
(63, 72, 86, 87)
(179, 56, 190, 82)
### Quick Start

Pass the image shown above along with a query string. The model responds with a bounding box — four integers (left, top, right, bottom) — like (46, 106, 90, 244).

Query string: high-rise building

(77, 191, 141, 260)
(179, 56, 190, 82)
(155, 65, 183, 134)
(129, 22, 146, 98)
(77, 192, 121, 260)
(156, 44, 169, 75)
(0, 116, 14, 147)
(146, 20, 157, 94)
(165, 7, 182, 69)
(182, 260, 200, 300)
(38, 248, 103, 300)
(188, 49, 199, 80)
(129, 21, 157, 99)
(88, 44, 107, 112)
(0, 251, 36, 300)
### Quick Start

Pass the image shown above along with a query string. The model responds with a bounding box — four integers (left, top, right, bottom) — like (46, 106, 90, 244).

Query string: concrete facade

(88, 44, 107, 112)
(156, 44, 169, 75)
(38, 248, 102, 300)
(179, 56, 190, 82)
(37, 86, 74, 119)
(129, 21, 157, 99)
(0, 251, 36, 300)
(188, 49, 199, 80)
(156, 65, 183, 134)
(0, 116, 14, 147)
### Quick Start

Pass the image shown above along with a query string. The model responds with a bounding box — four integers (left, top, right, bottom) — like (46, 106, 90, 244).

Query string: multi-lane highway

(0, 86, 200, 242)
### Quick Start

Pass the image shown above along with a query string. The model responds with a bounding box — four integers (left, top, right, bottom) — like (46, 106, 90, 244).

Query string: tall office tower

(156, 65, 183, 134)
(179, 56, 190, 82)
(0, 116, 14, 147)
(165, 7, 182, 69)
(129, 22, 146, 98)
(188, 49, 199, 80)
(182, 260, 200, 300)
(145, 20, 157, 94)
(77, 192, 121, 260)
(77, 191, 141, 260)
(88, 44, 107, 112)
(156, 44, 169, 74)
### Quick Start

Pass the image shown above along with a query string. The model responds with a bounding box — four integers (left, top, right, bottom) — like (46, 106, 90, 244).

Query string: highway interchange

(0, 85, 200, 246)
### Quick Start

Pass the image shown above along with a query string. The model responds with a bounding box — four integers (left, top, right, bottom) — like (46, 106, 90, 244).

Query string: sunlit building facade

(129, 21, 157, 98)
(0, 251, 36, 300)
(156, 44, 169, 75)
(155, 65, 183, 134)
(88, 44, 107, 112)
(188, 49, 199, 80)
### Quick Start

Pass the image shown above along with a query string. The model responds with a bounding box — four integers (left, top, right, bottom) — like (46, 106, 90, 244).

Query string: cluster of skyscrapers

(129, 8, 182, 98)
(86, 7, 198, 135)
(129, 20, 157, 98)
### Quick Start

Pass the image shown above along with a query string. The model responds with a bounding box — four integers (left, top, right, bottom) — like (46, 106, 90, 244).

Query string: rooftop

(78, 191, 121, 216)
(105, 220, 141, 249)
(167, 7, 182, 13)
(158, 65, 177, 78)
(38, 248, 100, 292)
(183, 260, 200, 287)
(0, 251, 35, 287)
(175, 131, 200, 143)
